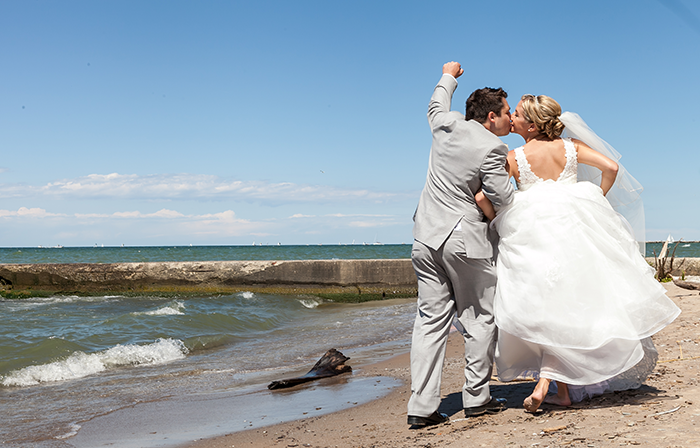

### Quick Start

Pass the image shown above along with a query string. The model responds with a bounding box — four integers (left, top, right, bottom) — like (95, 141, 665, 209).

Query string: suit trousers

(408, 230, 497, 416)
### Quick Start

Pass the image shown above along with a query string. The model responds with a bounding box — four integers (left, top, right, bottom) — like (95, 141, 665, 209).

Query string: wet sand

(180, 282, 700, 448)
(70, 376, 401, 448)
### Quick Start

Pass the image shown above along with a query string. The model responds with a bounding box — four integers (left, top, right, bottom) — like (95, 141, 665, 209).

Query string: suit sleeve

(427, 74, 458, 131)
(480, 144, 515, 210)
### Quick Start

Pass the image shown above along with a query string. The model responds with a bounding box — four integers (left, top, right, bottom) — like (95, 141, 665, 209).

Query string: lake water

(0, 291, 415, 447)
(0, 241, 698, 265)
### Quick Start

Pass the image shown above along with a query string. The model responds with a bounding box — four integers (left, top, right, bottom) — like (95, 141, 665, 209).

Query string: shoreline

(180, 282, 700, 448)
(180, 340, 418, 448)
(70, 373, 404, 448)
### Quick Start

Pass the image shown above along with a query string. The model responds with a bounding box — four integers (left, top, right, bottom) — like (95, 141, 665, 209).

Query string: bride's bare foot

(522, 395, 541, 413)
(523, 378, 551, 413)
(543, 393, 572, 407)
(543, 381, 572, 407)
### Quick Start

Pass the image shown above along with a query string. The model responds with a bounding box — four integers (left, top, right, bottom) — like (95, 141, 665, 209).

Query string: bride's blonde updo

(520, 94, 565, 139)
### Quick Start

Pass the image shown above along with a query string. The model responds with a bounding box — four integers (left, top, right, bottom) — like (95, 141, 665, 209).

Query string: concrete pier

(0, 258, 697, 298)
(0, 259, 418, 298)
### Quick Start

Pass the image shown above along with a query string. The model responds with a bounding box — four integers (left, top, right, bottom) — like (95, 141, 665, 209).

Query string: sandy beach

(181, 282, 700, 448)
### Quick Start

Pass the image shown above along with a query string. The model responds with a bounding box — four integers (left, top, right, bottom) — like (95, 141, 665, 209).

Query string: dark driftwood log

(268, 348, 352, 390)
(673, 279, 700, 290)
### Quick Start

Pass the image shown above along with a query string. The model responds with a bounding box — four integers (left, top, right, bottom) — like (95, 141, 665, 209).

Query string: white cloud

(74, 213, 112, 218)
(326, 213, 393, 218)
(196, 210, 239, 222)
(0, 207, 64, 218)
(286, 212, 402, 229)
(113, 211, 142, 218)
(0, 206, 405, 230)
(75, 209, 186, 219)
(0, 173, 409, 204)
(150, 209, 185, 218)
(180, 210, 267, 237)
(349, 220, 395, 228)
(0, 206, 254, 230)
(0, 204, 411, 246)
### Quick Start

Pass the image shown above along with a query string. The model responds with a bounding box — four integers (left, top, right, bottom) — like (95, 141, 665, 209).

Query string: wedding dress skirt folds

(493, 179, 680, 388)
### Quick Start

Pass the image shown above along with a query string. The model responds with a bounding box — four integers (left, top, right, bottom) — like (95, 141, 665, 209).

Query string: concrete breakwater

(0, 259, 418, 299)
(0, 258, 698, 298)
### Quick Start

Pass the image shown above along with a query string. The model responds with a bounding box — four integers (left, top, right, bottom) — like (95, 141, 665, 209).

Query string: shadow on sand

(436, 382, 672, 418)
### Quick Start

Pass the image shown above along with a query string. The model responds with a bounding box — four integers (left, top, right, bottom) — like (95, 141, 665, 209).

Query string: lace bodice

(514, 138, 578, 190)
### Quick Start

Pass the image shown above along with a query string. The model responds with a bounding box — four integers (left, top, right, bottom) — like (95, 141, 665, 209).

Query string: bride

(476, 94, 681, 412)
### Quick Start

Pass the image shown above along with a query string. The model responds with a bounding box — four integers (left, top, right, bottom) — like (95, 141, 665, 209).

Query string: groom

(408, 61, 514, 427)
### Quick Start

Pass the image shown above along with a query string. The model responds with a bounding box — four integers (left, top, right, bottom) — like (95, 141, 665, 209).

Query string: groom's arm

(427, 62, 464, 131)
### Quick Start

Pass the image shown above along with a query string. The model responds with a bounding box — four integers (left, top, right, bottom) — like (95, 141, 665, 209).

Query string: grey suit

(409, 74, 514, 417)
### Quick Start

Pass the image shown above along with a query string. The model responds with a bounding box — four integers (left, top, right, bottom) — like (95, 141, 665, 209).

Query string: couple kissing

(407, 61, 680, 427)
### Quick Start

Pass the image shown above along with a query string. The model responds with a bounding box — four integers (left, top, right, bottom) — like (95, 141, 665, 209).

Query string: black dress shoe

(407, 411, 449, 427)
(464, 397, 507, 417)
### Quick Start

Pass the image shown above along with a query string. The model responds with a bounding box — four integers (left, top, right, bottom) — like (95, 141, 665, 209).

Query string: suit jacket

(413, 74, 514, 257)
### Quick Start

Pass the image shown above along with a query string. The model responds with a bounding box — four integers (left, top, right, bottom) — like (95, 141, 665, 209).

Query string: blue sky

(1, 0, 698, 247)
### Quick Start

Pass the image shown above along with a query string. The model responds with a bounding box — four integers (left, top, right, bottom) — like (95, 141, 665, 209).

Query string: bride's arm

(574, 139, 619, 195)
(475, 190, 495, 221)
(476, 149, 517, 221)
(506, 150, 519, 182)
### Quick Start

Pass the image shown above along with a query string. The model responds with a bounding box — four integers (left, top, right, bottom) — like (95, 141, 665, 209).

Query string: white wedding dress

(492, 138, 681, 402)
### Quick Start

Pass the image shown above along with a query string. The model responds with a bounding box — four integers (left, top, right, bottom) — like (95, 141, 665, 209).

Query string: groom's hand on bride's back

(443, 61, 463, 78)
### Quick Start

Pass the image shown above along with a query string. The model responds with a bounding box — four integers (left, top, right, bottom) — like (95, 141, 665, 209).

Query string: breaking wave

(1, 338, 188, 387)
(133, 300, 186, 316)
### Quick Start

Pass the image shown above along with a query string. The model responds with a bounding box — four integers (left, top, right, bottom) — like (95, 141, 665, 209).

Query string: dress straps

(514, 138, 578, 188)
(559, 138, 578, 182)
(514, 146, 539, 187)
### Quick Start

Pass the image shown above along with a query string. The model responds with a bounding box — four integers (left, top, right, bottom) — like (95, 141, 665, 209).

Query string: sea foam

(55, 423, 81, 440)
(298, 298, 321, 309)
(1, 338, 188, 387)
(134, 300, 186, 316)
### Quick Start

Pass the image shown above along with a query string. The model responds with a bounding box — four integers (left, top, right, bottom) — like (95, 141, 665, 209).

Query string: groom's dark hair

(465, 87, 508, 123)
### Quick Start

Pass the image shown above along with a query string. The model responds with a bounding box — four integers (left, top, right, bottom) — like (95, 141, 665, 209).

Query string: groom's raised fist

(443, 61, 463, 79)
